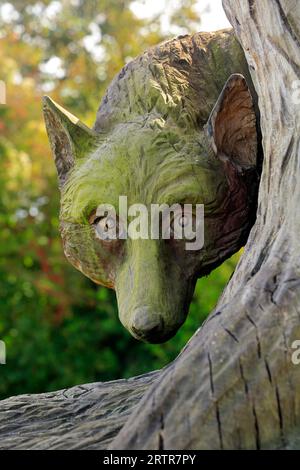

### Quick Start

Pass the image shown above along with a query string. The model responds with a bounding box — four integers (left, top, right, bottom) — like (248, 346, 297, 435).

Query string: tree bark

(1, 0, 300, 450)
(0, 371, 159, 449)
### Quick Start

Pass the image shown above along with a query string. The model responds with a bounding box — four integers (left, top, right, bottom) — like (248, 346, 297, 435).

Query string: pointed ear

(204, 74, 257, 169)
(43, 96, 98, 187)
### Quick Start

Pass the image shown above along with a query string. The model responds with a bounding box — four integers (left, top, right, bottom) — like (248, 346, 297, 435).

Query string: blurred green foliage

(0, 0, 240, 399)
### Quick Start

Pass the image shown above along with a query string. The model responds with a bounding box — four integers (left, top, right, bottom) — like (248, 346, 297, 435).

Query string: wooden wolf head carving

(43, 30, 259, 343)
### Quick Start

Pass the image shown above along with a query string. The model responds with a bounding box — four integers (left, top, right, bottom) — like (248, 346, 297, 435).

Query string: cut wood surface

(0, 371, 159, 449)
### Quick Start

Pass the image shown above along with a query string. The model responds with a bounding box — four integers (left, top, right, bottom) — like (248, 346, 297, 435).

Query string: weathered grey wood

(109, 0, 300, 449)
(0, 371, 159, 449)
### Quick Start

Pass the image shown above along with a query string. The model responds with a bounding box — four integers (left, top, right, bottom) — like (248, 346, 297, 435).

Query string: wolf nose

(131, 308, 162, 342)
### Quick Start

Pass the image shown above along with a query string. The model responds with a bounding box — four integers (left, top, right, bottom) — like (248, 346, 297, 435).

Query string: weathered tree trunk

(1, 0, 300, 450)
(0, 371, 160, 449)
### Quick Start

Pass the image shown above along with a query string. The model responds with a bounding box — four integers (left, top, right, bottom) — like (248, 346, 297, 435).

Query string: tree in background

(0, 0, 239, 399)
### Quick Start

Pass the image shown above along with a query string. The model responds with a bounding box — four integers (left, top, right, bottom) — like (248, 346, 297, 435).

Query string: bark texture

(1, 0, 300, 450)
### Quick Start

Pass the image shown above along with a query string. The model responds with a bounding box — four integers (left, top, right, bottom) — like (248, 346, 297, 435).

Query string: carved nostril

(131, 308, 163, 340)
(132, 323, 161, 338)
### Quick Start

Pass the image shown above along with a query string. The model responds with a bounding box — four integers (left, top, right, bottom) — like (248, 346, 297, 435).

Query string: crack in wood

(264, 358, 273, 384)
(208, 352, 224, 449)
(275, 384, 286, 447)
(245, 312, 261, 358)
(239, 359, 249, 396)
(252, 403, 261, 450)
(223, 326, 239, 343)
(158, 414, 165, 450)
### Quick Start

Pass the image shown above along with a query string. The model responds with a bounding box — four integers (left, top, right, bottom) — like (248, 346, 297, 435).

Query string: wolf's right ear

(43, 96, 98, 188)
(204, 74, 257, 170)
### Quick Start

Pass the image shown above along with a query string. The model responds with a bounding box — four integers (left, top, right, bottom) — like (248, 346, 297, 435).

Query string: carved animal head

(43, 32, 259, 343)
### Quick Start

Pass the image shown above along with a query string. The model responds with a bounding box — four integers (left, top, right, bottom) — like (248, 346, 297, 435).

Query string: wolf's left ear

(204, 74, 257, 169)
(43, 96, 98, 188)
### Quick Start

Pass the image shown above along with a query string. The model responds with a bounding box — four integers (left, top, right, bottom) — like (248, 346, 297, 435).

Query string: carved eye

(170, 211, 196, 240)
(94, 214, 117, 241)
(89, 210, 126, 242)
(178, 215, 189, 227)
